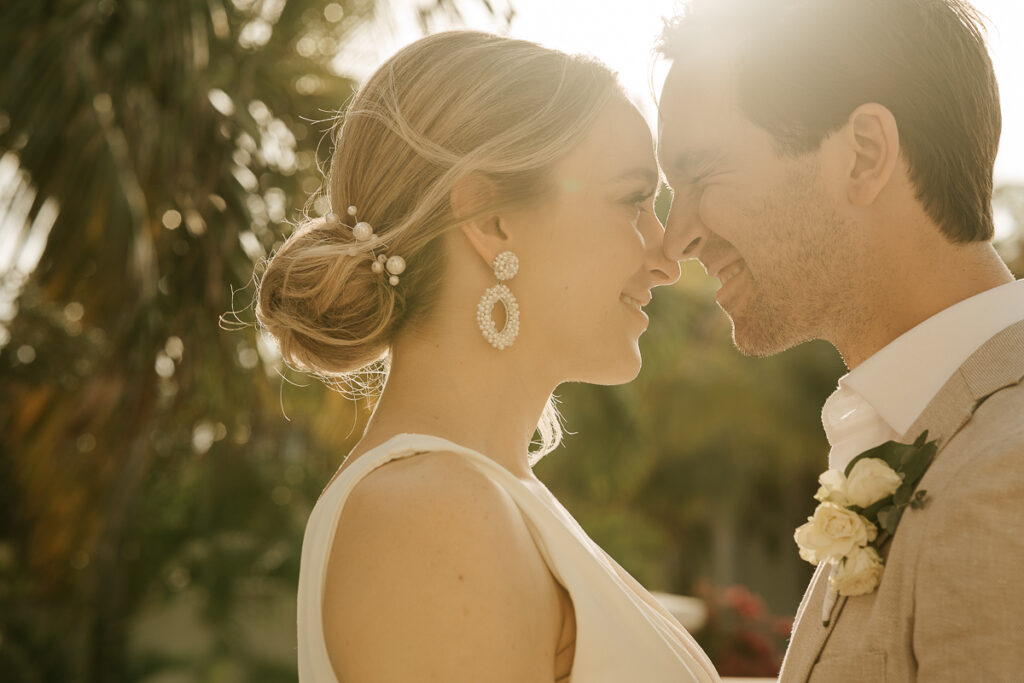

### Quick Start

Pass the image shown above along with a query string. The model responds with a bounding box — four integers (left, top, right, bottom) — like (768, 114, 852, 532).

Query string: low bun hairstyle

(255, 31, 621, 455)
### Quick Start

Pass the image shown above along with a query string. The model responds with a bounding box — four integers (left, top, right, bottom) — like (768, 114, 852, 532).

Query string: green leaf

(893, 483, 913, 507)
(900, 439, 938, 486)
(876, 505, 896, 531)
(859, 496, 894, 521)
(844, 442, 905, 476)
(910, 490, 930, 510)
(878, 505, 905, 533)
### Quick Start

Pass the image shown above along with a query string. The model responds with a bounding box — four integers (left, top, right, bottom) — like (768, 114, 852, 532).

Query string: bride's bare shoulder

(349, 447, 505, 503)
(332, 449, 520, 542)
(326, 449, 528, 573)
(322, 450, 562, 681)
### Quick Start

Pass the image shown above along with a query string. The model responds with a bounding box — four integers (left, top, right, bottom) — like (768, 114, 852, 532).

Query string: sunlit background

(1, 1, 1022, 681)
(350, 0, 1024, 179)
(347, 0, 1024, 242)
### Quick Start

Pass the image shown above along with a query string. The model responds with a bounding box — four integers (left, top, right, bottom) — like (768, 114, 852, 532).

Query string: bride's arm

(322, 451, 564, 682)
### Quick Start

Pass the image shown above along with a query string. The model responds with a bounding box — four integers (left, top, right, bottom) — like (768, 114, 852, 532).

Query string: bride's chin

(579, 350, 643, 386)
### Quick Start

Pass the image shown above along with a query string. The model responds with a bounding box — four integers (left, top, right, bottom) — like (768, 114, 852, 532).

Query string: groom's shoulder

(954, 374, 1024, 463)
(895, 380, 1024, 682)
(921, 377, 1024, 521)
(976, 373, 1024, 421)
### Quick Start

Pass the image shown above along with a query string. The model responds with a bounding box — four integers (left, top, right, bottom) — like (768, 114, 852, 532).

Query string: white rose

(830, 545, 884, 596)
(814, 469, 850, 506)
(845, 458, 904, 508)
(794, 502, 877, 565)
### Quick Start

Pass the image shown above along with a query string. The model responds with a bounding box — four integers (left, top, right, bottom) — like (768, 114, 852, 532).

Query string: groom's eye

(685, 174, 713, 198)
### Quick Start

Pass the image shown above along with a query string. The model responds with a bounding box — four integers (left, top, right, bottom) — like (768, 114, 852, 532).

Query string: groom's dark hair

(658, 0, 1000, 243)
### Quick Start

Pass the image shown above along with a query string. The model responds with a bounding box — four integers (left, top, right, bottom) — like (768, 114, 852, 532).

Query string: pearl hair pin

(327, 205, 408, 286)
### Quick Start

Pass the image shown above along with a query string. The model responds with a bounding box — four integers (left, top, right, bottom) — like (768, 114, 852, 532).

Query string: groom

(656, 0, 1024, 680)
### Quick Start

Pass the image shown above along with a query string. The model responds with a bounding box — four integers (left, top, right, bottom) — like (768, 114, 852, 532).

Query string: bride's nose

(641, 210, 681, 287)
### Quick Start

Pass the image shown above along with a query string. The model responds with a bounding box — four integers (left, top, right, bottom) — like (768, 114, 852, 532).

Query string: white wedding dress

(296, 433, 720, 682)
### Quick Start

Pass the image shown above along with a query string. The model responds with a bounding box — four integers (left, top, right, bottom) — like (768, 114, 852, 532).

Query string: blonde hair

(256, 31, 620, 458)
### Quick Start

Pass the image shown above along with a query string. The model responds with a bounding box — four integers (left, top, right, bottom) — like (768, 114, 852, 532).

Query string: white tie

(821, 384, 901, 473)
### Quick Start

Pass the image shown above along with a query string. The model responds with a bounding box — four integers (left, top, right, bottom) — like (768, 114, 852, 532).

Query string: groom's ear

(842, 103, 900, 207)
(451, 173, 510, 265)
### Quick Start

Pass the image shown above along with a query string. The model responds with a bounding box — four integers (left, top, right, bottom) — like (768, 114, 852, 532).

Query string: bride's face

(511, 97, 680, 385)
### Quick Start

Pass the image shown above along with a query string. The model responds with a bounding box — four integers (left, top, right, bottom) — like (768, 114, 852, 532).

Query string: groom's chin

(728, 315, 806, 359)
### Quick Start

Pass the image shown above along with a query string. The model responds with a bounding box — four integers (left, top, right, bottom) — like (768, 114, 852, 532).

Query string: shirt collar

(840, 279, 1024, 436)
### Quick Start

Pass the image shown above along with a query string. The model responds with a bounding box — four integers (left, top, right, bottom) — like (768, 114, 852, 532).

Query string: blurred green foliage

(1, 0, 1022, 681)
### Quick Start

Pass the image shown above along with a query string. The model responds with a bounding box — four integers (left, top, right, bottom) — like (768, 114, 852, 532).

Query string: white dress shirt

(822, 279, 1024, 472)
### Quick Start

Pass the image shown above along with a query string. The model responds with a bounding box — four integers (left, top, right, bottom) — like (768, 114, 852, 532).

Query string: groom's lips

(711, 259, 749, 305)
(716, 260, 745, 285)
(707, 257, 744, 283)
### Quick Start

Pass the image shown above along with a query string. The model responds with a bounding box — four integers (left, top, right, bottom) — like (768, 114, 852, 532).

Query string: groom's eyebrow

(664, 149, 721, 181)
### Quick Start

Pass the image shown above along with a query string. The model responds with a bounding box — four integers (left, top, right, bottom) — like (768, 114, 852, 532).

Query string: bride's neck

(356, 326, 555, 480)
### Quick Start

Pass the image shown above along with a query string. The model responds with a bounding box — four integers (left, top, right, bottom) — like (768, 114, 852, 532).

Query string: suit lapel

(780, 564, 847, 681)
(902, 320, 1024, 444)
(951, 319, 1024, 403)
(783, 372, 975, 682)
(782, 320, 1024, 682)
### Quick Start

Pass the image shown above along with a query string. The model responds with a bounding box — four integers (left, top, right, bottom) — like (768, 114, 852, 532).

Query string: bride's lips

(620, 292, 650, 323)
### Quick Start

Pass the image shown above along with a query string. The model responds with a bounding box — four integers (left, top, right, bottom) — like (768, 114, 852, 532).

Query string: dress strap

(342, 432, 519, 489)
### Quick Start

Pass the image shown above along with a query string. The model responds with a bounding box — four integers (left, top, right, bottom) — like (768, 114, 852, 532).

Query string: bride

(256, 30, 719, 682)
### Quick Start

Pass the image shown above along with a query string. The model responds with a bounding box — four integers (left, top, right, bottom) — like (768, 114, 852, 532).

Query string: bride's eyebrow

(607, 167, 659, 187)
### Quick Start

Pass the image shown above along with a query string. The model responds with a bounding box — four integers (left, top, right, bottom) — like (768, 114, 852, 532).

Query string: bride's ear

(451, 173, 510, 266)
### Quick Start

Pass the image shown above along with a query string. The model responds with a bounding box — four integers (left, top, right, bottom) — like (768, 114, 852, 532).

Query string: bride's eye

(627, 190, 655, 224)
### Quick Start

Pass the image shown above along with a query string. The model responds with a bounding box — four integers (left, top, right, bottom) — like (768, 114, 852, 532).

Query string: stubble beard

(726, 168, 852, 358)
(727, 281, 825, 357)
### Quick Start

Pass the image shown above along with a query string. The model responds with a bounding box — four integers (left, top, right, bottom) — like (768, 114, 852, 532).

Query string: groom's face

(657, 61, 855, 357)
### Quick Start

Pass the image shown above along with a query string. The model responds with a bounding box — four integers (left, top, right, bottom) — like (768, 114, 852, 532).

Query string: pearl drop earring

(476, 251, 520, 350)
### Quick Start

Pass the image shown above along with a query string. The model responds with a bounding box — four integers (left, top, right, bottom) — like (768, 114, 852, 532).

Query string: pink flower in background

(694, 581, 790, 677)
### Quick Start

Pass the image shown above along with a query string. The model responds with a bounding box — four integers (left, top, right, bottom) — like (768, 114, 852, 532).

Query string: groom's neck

(834, 237, 1013, 370)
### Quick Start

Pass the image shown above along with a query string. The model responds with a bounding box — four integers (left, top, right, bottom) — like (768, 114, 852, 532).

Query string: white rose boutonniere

(830, 546, 885, 597)
(813, 469, 850, 506)
(794, 431, 938, 625)
(845, 458, 904, 508)
(794, 503, 877, 565)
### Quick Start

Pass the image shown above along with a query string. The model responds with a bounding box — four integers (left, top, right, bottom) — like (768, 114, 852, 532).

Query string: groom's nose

(662, 194, 710, 263)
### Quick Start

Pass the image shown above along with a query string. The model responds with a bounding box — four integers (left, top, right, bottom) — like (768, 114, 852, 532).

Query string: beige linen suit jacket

(779, 320, 1024, 682)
